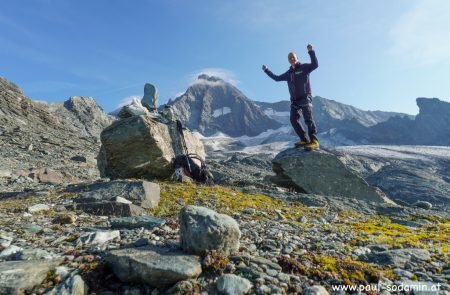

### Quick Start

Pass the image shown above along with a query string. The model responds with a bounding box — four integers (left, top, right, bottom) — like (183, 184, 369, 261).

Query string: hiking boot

(304, 139, 320, 151)
(295, 139, 310, 147)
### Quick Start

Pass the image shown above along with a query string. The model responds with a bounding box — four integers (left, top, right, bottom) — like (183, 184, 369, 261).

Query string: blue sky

(1, 0, 449, 115)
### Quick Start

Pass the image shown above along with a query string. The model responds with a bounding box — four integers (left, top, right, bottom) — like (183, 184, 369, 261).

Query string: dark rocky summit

(167, 74, 282, 137)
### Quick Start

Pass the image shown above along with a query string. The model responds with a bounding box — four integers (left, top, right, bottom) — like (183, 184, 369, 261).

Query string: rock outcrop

(271, 148, 393, 204)
(0, 77, 114, 193)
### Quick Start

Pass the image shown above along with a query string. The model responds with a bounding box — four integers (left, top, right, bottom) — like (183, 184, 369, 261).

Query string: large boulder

(271, 148, 394, 204)
(179, 206, 241, 256)
(100, 115, 205, 179)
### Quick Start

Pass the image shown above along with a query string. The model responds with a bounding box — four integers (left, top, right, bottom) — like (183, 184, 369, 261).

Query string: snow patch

(212, 107, 231, 118)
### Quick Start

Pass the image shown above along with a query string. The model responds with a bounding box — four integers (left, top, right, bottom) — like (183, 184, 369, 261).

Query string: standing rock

(179, 206, 241, 256)
(141, 83, 159, 112)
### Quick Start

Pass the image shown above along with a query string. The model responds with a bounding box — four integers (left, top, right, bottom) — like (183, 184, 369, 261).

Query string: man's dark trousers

(290, 98, 317, 142)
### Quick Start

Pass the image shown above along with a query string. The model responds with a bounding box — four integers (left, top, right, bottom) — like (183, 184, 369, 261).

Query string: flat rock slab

(69, 180, 160, 209)
(0, 259, 62, 295)
(367, 248, 431, 268)
(74, 202, 147, 217)
(110, 216, 165, 230)
(106, 245, 202, 288)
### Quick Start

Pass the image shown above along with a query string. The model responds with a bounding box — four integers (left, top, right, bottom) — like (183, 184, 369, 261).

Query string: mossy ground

(148, 181, 324, 221)
(350, 215, 450, 257)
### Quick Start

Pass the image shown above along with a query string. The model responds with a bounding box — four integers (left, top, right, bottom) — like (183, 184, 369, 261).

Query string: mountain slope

(168, 74, 282, 137)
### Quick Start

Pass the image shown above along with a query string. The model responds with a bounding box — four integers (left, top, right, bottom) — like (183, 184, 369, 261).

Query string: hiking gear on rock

(174, 120, 214, 185)
(304, 138, 320, 151)
(173, 154, 213, 185)
(264, 50, 318, 101)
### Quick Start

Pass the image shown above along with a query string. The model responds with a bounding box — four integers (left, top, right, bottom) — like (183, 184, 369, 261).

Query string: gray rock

(394, 268, 415, 279)
(106, 245, 202, 288)
(0, 259, 62, 295)
(413, 201, 433, 210)
(46, 270, 88, 295)
(216, 274, 252, 295)
(0, 235, 13, 250)
(271, 148, 394, 204)
(77, 230, 120, 246)
(141, 83, 159, 111)
(70, 180, 160, 209)
(303, 285, 330, 295)
(100, 116, 205, 179)
(21, 224, 43, 233)
(110, 216, 165, 230)
(0, 170, 12, 178)
(368, 248, 431, 267)
(16, 248, 56, 261)
(73, 202, 147, 217)
(28, 204, 50, 213)
(0, 245, 22, 259)
(179, 206, 241, 256)
(114, 196, 132, 204)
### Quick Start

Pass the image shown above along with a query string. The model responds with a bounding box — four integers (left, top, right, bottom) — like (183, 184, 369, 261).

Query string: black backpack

(173, 153, 214, 185)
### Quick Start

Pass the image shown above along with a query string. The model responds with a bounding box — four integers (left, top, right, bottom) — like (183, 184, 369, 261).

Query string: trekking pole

(176, 120, 191, 173)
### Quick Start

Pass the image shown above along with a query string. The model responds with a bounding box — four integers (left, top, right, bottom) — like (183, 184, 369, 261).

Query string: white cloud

(188, 68, 239, 87)
(389, 0, 450, 65)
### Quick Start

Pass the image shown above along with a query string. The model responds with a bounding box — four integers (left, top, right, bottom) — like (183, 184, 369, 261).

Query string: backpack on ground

(173, 120, 214, 185)
(173, 153, 214, 185)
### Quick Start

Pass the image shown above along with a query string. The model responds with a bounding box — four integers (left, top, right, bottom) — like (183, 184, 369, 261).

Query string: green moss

(148, 181, 315, 221)
(351, 215, 450, 254)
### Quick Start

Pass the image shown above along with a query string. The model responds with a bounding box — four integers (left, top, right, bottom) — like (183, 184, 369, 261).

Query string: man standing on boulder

(262, 44, 319, 150)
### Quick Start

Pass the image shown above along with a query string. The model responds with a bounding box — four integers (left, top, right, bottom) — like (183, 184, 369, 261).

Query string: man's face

(288, 52, 298, 66)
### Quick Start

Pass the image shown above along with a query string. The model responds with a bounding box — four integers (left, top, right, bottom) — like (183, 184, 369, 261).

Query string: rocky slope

(167, 74, 282, 137)
(0, 77, 115, 193)
(0, 182, 449, 294)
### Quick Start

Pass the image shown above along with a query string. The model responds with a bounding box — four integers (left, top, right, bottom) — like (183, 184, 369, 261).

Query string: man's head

(288, 52, 299, 67)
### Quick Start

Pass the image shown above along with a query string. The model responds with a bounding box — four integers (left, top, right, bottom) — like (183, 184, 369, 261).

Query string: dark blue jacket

(264, 50, 318, 106)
